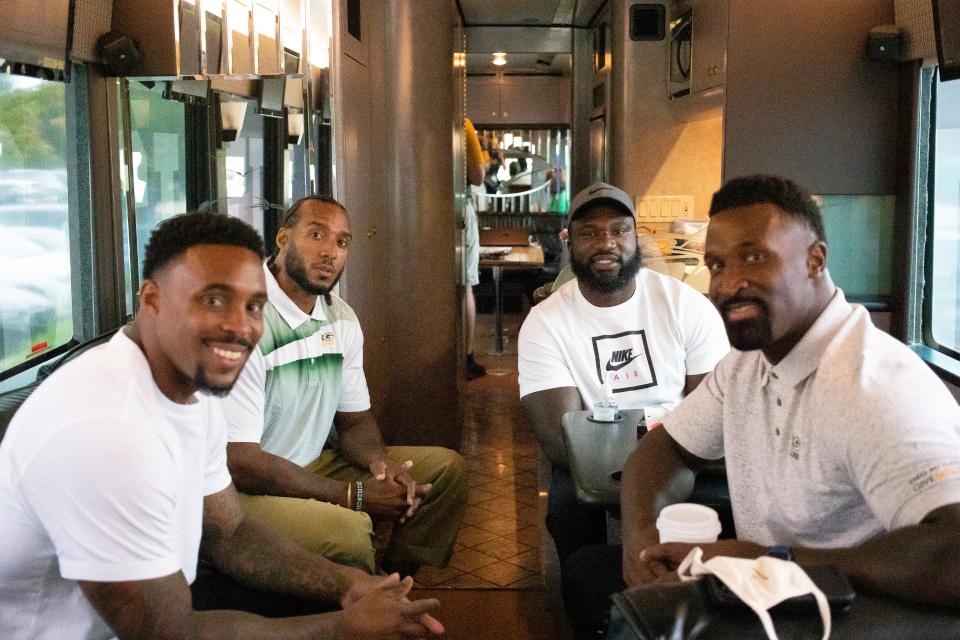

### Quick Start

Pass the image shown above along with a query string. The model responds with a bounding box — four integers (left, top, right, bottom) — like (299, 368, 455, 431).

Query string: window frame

(922, 68, 960, 363)
(0, 68, 82, 381)
(915, 65, 960, 388)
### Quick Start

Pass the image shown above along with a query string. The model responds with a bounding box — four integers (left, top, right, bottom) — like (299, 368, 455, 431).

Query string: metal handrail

(475, 179, 551, 199)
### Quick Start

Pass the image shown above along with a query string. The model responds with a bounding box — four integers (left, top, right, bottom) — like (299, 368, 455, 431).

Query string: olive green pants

(239, 446, 467, 574)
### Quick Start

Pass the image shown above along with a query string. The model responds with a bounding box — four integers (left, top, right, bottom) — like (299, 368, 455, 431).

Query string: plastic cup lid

(656, 503, 721, 538)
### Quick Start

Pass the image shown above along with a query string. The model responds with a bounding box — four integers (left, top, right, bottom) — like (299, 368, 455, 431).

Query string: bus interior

(1, 0, 959, 637)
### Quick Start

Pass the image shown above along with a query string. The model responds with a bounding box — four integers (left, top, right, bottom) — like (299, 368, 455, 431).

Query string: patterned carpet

(413, 310, 559, 590)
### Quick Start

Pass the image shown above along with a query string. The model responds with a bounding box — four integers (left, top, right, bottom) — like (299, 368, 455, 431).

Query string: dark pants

(191, 561, 338, 618)
(562, 544, 626, 639)
(546, 467, 608, 564)
(548, 468, 618, 638)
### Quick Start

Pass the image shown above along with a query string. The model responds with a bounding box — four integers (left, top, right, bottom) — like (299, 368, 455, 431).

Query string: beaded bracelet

(354, 480, 364, 511)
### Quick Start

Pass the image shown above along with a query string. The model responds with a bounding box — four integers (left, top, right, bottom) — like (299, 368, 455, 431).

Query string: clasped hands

(342, 572, 444, 639)
(623, 526, 768, 588)
(363, 458, 431, 523)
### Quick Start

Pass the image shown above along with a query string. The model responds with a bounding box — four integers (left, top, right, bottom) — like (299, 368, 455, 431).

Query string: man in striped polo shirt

(222, 196, 467, 576)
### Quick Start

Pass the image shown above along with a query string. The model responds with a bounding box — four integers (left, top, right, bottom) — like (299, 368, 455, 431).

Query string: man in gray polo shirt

(620, 174, 960, 605)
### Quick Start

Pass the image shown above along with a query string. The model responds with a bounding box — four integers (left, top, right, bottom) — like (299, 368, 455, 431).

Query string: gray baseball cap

(566, 182, 636, 228)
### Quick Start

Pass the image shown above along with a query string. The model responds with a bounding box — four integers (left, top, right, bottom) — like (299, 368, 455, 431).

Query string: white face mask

(677, 547, 831, 640)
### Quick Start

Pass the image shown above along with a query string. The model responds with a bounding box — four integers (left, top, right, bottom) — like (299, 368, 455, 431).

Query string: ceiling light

(492, 52, 507, 66)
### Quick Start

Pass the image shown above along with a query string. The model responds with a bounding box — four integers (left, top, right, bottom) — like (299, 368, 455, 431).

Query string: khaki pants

(239, 446, 467, 573)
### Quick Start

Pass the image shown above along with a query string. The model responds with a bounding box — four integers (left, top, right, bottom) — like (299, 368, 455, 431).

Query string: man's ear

(275, 226, 289, 252)
(806, 240, 828, 278)
(138, 279, 160, 315)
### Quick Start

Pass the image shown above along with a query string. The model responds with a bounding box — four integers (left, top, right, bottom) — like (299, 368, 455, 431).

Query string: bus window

(285, 114, 309, 206)
(224, 101, 266, 236)
(0, 73, 72, 376)
(119, 81, 188, 304)
(931, 72, 960, 356)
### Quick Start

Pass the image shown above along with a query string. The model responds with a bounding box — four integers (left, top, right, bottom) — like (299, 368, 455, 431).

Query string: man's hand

(368, 458, 432, 520)
(625, 537, 769, 587)
(341, 573, 444, 639)
(622, 525, 664, 587)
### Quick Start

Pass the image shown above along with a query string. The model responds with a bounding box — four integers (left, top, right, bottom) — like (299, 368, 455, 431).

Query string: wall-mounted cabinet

(467, 75, 570, 125)
(110, 0, 304, 78)
(668, 0, 726, 121)
(0, 0, 72, 66)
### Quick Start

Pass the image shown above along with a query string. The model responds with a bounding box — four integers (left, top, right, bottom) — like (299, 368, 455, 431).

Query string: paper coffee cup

(656, 503, 721, 544)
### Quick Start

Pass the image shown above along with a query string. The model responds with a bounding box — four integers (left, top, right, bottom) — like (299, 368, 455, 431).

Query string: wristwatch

(767, 544, 793, 561)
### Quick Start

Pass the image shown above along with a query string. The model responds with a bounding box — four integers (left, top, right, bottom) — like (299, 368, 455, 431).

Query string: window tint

(0, 73, 73, 375)
(285, 116, 309, 206)
(225, 101, 266, 236)
(120, 81, 188, 304)
(931, 73, 960, 354)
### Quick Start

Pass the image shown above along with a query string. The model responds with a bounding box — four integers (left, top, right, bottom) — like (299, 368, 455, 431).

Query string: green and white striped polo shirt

(223, 264, 371, 467)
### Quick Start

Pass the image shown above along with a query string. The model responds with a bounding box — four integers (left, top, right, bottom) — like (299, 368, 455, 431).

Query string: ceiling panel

(466, 26, 572, 53)
(458, 0, 605, 27)
(466, 52, 571, 75)
(459, 0, 563, 25)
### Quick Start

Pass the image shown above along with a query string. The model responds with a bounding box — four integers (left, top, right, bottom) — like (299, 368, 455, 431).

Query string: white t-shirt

(0, 332, 232, 640)
(223, 263, 371, 467)
(665, 290, 960, 547)
(518, 268, 728, 413)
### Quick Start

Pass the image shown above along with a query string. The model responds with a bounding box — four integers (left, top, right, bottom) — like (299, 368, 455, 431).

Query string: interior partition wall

(382, 0, 459, 447)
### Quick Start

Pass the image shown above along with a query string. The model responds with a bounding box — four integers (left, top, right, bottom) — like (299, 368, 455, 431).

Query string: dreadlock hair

(141, 212, 265, 280)
(708, 174, 827, 244)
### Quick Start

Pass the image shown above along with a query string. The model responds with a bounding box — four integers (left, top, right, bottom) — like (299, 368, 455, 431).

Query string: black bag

(609, 576, 960, 640)
(607, 577, 847, 640)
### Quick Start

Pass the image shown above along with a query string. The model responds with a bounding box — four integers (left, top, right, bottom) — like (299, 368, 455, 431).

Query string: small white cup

(656, 503, 721, 544)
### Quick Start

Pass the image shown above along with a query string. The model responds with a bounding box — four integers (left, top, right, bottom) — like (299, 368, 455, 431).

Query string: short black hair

(142, 212, 265, 279)
(280, 195, 347, 230)
(708, 175, 827, 243)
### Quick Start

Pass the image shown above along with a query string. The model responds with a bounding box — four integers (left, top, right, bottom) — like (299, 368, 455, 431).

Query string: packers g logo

(321, 331, 335, 345)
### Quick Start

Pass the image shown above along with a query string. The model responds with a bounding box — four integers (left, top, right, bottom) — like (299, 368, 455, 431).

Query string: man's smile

(590, 253, 621, 269)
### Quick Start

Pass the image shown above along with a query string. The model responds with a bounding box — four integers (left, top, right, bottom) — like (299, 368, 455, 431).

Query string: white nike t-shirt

(518, 269, 728, 413)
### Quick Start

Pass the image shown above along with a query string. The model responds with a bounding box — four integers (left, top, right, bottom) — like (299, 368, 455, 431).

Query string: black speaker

(630, 4, 665, 41)
(866, 25, 902, 62)
(95, 31, 142, 75)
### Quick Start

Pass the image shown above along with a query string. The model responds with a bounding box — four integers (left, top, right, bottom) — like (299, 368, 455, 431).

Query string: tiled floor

(414, 309, 558, 590)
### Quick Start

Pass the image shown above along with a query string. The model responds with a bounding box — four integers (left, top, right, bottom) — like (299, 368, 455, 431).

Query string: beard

(570, 245, 642, 294)
(192, 336, 254, 397)
(284, 242, 342, 296)
(719, 297, 774, 351)
(193, 368, 237, 397)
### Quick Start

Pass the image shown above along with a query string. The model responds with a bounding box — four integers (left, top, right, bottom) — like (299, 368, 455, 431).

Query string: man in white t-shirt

(518, 182, 728, 568)
(0, 213, 442, 640)
(613, 175, 960, 614)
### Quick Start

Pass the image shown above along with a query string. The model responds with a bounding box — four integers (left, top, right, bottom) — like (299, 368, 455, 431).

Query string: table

(561, 409, 730, 524)
(479, 244, 544, 354)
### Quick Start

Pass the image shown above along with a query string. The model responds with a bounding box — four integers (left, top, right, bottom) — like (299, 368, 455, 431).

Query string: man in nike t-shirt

(518, 182, 728, 568)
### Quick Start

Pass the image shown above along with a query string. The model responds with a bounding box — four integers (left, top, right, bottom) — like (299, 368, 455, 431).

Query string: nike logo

(606, 348, 640, 371)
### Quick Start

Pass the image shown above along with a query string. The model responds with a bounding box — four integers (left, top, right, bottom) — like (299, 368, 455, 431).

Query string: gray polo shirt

(665, 289, 960, 548)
